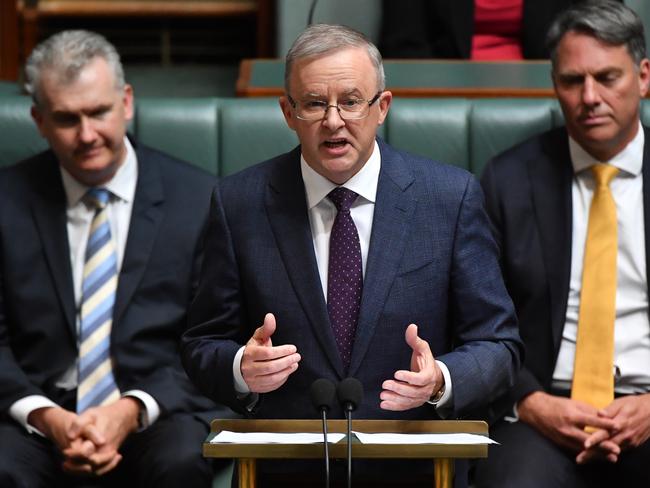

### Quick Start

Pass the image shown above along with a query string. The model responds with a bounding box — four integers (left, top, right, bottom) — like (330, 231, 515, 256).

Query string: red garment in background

(471, 0, 524, 60)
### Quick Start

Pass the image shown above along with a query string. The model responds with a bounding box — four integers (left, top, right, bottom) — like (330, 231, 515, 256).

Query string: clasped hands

(518, 391, 650, 465)
(29, 397, 140, 476)
(240, 313, 444, 410)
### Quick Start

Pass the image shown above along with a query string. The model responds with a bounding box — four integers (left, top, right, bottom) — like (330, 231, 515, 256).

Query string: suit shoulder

(0, 150, 56, 193)
(486, 127, 567, 175)
(218, 147, 299, 196)
(136, 144, 216, 190)
(386, 143, 475, 190)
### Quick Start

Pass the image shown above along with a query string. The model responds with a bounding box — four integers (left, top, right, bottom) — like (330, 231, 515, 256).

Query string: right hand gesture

(241, 313, 301, 393)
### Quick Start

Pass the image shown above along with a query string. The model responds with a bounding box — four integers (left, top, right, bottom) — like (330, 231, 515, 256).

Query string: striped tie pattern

(77, 188, 120, 412)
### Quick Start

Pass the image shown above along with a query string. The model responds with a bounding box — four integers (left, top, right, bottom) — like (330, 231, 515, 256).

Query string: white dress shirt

(552, 124, 650, 393)
(9, 137, 160, 433)
(233, 141, 452, 408)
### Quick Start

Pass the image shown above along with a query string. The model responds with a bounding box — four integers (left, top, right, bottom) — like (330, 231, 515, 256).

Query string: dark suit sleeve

(481, 158, 544, 411)
(436, 175, 524, 415)
(0, 249, 44, 412)
(181, 186, 249, 414)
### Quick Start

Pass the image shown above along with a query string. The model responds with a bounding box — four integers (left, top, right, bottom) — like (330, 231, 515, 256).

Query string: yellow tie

(571, 164, 619, 409)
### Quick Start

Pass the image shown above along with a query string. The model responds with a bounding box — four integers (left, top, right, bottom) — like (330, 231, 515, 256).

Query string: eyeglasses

(287, 92, 382, 121)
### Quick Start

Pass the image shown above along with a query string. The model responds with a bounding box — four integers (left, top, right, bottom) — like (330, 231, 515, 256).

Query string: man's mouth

(323, 138, 348, 148)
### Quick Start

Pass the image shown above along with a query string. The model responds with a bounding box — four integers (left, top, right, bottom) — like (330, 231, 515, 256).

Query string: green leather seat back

(135, 98, 220, 175)
(218, 98, 298, 177)
(387, 98, 471, 170)
(0, 96, 48, 167)
(470, 98, 560, 175)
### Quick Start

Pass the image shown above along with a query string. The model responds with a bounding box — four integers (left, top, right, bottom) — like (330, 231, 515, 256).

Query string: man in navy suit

(182, 23, 522, 486)
(476, 2, 650, 487)
(0, 30, 222, 487)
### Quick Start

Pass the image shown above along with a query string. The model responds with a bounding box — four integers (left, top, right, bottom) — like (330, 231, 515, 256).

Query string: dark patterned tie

(327, 187, 363, 371)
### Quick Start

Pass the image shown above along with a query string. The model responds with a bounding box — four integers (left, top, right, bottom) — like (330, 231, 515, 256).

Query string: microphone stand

(320, 407, 330, 488)
(345, 404, 352, 488)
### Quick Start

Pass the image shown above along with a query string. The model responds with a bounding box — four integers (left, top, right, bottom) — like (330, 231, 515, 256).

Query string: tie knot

(591, 164, 619, 188)
(328, 187, 358, 212)
(84, 188, 111, 210)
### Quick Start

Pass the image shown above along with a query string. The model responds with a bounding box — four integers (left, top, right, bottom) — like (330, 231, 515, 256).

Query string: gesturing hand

(240, 313, 301, 393)
(380, 324, 442, 411)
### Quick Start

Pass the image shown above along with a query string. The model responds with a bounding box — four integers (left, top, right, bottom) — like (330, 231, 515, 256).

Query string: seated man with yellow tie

(475, 1, 650, 487)
(0, 30, 224, 487)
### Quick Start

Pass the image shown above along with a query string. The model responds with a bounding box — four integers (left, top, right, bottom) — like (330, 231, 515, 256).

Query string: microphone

(310, 378, 336, 488)
(307, 0, 319, 25)
(337, 378, 364, 488)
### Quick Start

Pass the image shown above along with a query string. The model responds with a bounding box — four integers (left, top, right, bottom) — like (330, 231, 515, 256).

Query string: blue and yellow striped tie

(77, 188, 120, 412)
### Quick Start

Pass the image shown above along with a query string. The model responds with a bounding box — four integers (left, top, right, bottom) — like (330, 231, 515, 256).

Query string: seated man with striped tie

(475, 2, 650, 487)
(0, 30, 223, 487)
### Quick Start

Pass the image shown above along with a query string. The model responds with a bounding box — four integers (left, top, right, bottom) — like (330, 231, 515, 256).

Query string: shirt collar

(60, 136, 138, 207)
(569, 121, 644, 177)
(301, 139, 381, 209)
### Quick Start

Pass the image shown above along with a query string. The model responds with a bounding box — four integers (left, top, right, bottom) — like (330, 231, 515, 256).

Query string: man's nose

(78, 117, 97, 143)
(581, 76, 601, 106)
(322, 104, 345, 131)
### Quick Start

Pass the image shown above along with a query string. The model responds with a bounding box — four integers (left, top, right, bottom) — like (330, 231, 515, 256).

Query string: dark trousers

(0, 412, 217, 488)
(474, 419, 650, 488)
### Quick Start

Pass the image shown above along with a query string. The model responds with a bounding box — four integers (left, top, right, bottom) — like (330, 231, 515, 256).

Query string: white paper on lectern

(210, 431, 347, 444)
(352, 432, 498, 445)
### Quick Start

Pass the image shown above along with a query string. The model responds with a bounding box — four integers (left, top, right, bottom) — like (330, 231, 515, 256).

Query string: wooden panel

(0, 0, 20, 80)
(24, 1, 258, 17)
(237, 58, 558, 98)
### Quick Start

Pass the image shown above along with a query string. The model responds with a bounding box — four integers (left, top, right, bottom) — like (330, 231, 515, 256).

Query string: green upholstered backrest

(218, 97, 298, 177)
(0, 96, 48, 167)
(1, 96, 648, 177)
(469, 98, 561, 175)
(386, 98, 472, 170)
(135, 98, 220, 175)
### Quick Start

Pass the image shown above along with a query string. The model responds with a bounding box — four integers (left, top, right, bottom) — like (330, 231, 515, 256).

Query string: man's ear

(31, 105, 46, 137)
(123, 83, 135, 121)
(377, 91, 392, 126)
(279, 96, 297, 131)
(638, 58, 650, 97)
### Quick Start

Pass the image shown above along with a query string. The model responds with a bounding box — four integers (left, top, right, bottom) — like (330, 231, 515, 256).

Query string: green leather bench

(5, 95, 647, 178)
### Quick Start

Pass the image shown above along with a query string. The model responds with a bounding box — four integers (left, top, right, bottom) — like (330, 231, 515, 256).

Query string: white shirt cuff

(122, 390, 160, 430)
(233, 345, 250, 393)
(9, 395, 58, 436)
(427, 360, 453, 410)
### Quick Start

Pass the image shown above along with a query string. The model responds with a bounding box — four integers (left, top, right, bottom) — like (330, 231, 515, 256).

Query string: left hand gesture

(380, 324, 443, 411)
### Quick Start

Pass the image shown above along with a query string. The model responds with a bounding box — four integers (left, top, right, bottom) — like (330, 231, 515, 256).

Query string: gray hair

(547, 0, 646, 68)
(284, 23, 385, 93)
(24, 30, 125, 107)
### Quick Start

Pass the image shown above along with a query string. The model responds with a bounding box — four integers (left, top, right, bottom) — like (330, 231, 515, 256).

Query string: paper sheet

(210, 431, 346, 444)
(352, 432, 498, 445)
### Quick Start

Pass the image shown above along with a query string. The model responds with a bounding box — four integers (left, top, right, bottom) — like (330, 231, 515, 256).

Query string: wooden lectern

(204, 419, 489, 488)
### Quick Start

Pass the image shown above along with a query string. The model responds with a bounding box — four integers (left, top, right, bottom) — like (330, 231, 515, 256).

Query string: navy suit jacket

(481, 126, 650, 419)
(182, 139, 522, 421)
(0, 142, 219, 420)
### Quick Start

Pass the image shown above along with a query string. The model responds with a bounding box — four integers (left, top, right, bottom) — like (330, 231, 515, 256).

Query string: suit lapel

(31, 153, 76, 335)
(265, 149, 343, 376)
(113, 148, 164, 322)
(528, 129, 573, 349)
(349, 141, 416, 377)
(642, 127, 650, 306)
